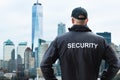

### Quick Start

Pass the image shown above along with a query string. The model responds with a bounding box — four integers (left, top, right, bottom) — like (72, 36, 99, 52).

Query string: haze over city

(0, 0, 120, 59)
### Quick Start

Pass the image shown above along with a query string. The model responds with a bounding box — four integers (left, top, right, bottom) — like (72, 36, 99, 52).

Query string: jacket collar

(68, 25, 92, 32)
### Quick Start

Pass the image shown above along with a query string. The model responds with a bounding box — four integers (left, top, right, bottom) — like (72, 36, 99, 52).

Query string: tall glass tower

(58, 22, 66, 36)
(32, 0, 43, 68)
(3, 39, 15, 70)
(57, 22, 66, 76)
(17, 42, 27, 64)
(97, 32, 111, 44)
(32, 0, 43, 53)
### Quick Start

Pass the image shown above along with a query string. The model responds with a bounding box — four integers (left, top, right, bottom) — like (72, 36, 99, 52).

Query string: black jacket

(40, 25, 120, 80)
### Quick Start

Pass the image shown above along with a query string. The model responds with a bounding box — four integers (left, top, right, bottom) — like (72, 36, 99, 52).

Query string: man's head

(71, 7, 88, 26)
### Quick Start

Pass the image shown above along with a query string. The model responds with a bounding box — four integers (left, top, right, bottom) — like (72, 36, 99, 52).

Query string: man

(40, 7, 119, 80)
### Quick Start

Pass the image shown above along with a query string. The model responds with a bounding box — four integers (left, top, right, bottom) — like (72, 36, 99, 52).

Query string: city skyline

(0, 0, 120, 59)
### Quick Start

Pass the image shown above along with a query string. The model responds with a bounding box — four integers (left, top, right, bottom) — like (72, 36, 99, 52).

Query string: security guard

(41, 7, 120, 80)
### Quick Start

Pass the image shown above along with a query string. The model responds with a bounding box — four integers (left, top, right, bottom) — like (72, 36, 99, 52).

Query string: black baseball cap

(71, 7, 88, 20)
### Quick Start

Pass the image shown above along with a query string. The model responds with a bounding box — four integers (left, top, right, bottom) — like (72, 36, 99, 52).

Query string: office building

(17, 54, 24, 72)
(32, 0, 43, 69)
(17, 42, 27, 64)
(96, 32, 111, 73)
(8, 49, 16, 72)
(16, 42, 27, 73)
(57, 22, 66, 36)
(39, 43, 48, 64)
(34, 39, 46, 68)
(32, 0, 43, 53)
(36, 43, 48, 77)
(56, 22, 66, 76)
(3, 39, 15, 70)
(0, 60, 3, 68)
(97, 32, 111, 44)
(24, 47, 34, 70)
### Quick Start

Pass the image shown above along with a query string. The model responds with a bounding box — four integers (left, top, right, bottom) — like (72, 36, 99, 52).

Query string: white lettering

(76, 43, 80, 48)
(94, 44, 98, 48)
(67, 43, 98, 49)
(67, 43, 71, 48)
(72, 43, 75, 48)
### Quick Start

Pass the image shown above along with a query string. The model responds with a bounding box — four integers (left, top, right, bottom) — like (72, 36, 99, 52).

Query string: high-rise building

(39, 43, 48, 64)
(96, 32, 111, 73)
(97, 32, 111, 44)
(57, 22, 66, 36)
(0, 60, 3, 68)
(34, 39, 46, 68)
(36, 43, 48, 77)
(57, 22, 66, 76)
(24, 47, 34, 70)
(3, 39, 15, 70)
(17, 42, 27, 64)
(17, 54, 24, 72)
(8, 49, 16, 72)
(24, 49, 35, 78)
(32, 0, 43, 53)
(32, 0, 43, 69)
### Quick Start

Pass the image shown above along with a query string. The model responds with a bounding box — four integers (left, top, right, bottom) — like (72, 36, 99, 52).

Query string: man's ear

(85, 18, 88, 23)
(72, 18, 74, 24)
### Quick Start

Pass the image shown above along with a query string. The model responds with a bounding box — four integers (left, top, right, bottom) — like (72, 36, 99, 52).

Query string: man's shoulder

(55, 32, 71, 43)
(57, 32, 105, 39)
(83, 32, 106, 43)
(89, 32, 105, 40)
(57, 32, 71, 39)
(55, 32, 105, 43)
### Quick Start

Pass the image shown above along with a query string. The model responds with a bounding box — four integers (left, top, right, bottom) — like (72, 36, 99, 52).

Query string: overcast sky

(0, 0, 120, 59)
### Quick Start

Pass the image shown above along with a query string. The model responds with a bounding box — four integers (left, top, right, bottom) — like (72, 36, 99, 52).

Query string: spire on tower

(34, 0, 41, 5)
(37, 0, 39, 3)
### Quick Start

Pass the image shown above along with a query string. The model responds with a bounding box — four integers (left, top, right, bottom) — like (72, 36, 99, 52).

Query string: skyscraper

(8, 49, 16, 72)
(17, 42, 27, 64)
(3, 39, 15, 70)
(32, 0, 43, 69)
(24, 47, 34, 70)
(57, 22, 66, 36)
(32, 0, 43, 53)
(0, 60, 3, 68)
(96, 32, 111, 72)
(39, 43, 48, 64)
(97, 32, 111, 44)
(57, 22, 66, 76)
